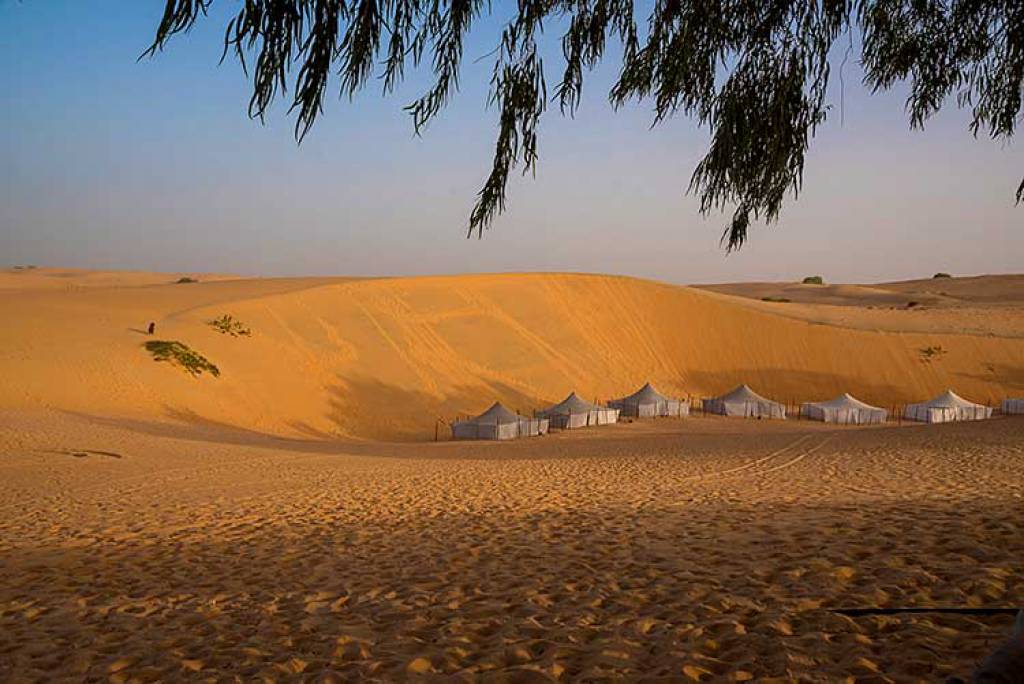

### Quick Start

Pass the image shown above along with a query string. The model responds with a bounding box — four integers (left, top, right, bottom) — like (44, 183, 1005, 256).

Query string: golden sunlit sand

(2, 269, 1021, 440)
(1, 268, 1022, 681)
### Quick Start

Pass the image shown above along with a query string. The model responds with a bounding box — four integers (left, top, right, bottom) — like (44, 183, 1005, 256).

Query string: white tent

(703, 385, 786, 419)
(451, 402, 549, 441)
(608, 382, 689, 418)
(904, 390, 992, 423)
(801, 393, 887, 424)
(538, 392, 619, 429)
(1003, 398, 1024, 414)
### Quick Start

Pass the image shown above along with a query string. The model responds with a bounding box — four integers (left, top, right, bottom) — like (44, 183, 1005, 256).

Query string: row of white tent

(451, 383, 1023, 440)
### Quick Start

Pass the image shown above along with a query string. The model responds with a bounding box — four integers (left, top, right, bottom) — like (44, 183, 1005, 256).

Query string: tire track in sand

(676, 433, 816, 484)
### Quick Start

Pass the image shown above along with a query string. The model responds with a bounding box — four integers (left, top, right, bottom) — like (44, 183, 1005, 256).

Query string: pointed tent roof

(617, 382, 676, 404)
(913, 390, 985, 409)
(467, 402, 526, 425)
(806, 393, 883, 411)
(715, 384, 778, 404)
(540, 392, 602, 416)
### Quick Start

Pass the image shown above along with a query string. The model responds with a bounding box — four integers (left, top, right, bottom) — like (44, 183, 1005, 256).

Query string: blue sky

(1, 1, 1020, 284)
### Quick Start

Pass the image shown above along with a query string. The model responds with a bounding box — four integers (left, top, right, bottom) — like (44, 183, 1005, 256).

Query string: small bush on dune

(933, 272, 952, 279)
(175, 276, 198, 284)
(801, 275, 824, 285)
(208, 314, 252, 337)
(761, 296, 791, 303)
(144, 340, 220, 377)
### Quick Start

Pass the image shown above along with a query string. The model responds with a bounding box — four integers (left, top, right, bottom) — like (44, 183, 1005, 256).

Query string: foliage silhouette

(145, 1, 1024, 249)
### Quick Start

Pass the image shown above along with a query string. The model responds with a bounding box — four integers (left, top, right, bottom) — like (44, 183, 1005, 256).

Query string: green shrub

(918, 345, 947, 363)
(933, 272, 952, 279)
(801, 275, 824, 285)
(144, 340, 220, 377)
(761, 296, 791, 303)
(208, 314, 252, 337)
(175, 276, 198, 284)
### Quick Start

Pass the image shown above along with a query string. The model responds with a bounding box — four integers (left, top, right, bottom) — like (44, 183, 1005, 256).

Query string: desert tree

(145, 0, 1023, 249)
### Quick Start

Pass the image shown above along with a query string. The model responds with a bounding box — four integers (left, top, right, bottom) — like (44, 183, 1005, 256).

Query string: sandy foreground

(2, 410, 1022, 682)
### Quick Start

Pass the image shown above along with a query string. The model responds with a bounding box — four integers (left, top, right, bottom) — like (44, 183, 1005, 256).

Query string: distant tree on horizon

(145, 1, 1023, 250)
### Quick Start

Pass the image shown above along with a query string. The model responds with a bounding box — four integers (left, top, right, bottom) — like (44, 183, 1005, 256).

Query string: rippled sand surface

(2, 411, 1022, 682)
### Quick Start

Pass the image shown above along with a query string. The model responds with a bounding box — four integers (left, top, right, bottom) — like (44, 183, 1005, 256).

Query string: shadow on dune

(61, 405, 713, 460)
(2, 499, 1021, 681)
(324, 375, 552, 442)
(63, 407, 390, 454)
(64, 377, 552, 450)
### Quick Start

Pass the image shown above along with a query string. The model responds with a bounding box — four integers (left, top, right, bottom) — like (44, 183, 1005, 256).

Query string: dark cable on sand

(834, 607, 1020, 617)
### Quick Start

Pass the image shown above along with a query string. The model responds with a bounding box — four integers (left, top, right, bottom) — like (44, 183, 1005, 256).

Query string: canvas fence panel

(636, 402, 656, 418)
(1003, 398, 1024, 414)
(801, 404, 828, 422)
(547, 412, 590, 430)
(515, 417, 548, 437)
(745, 400, 785, 419)
(824, 407, 885, 424)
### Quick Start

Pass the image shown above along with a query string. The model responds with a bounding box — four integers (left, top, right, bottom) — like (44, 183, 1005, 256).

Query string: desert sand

(1, 269, 1022, 681)
(696, 275, 1024, 338)
(1, 269, 1021, 441)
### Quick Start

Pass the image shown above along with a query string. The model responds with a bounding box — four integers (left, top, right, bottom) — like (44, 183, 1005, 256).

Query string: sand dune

(1, 271, 1022, 440)
(696, 280, 936, 308)
(697, 274, 1024, 309)
(695, 275, 1024, 338)
(0, 267, 242, 291)
(875, 274, 1024, 306)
